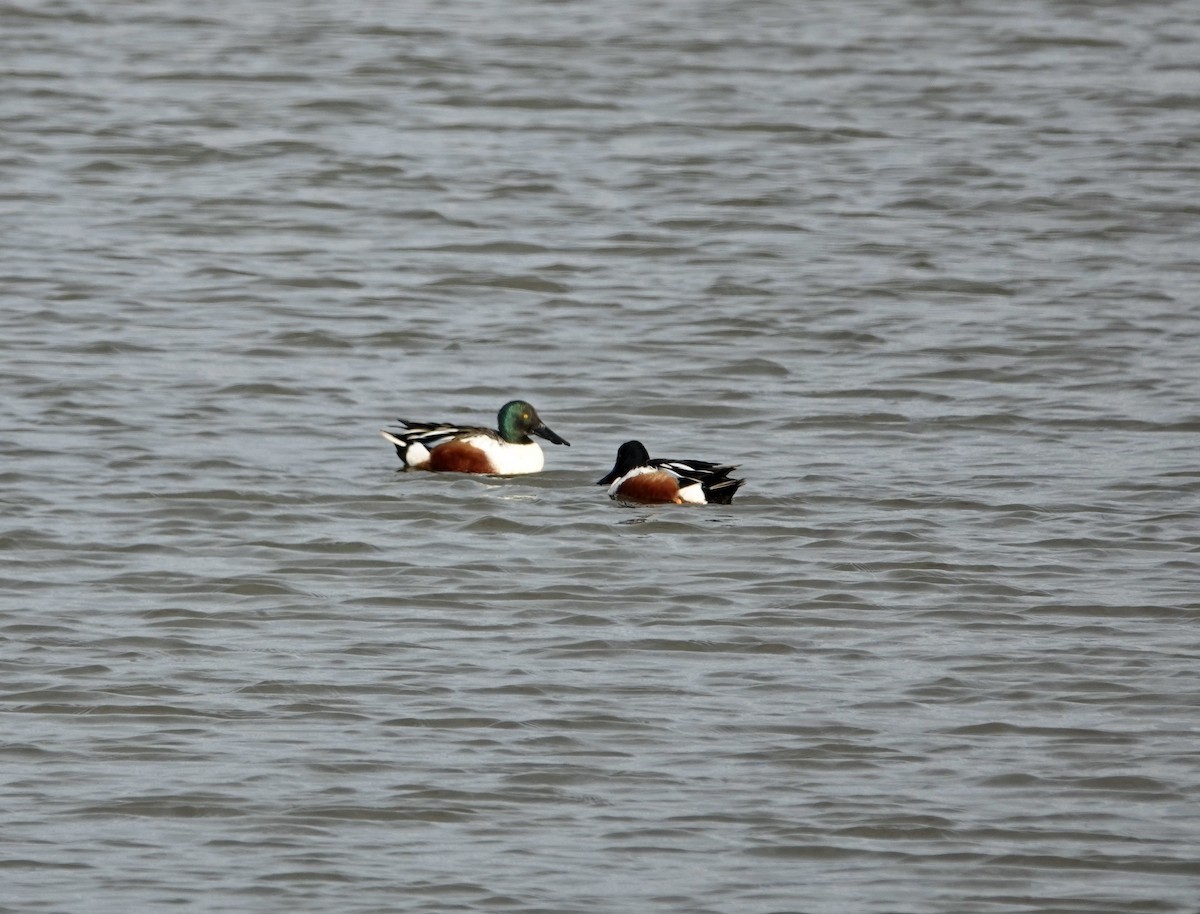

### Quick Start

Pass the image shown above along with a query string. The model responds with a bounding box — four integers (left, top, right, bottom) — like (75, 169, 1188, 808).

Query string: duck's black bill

(533, 423, 570, 446)
(596, 467, 620, 486)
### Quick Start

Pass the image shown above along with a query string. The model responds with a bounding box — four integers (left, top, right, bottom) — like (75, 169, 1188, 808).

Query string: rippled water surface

(3, 1, 1199, 912)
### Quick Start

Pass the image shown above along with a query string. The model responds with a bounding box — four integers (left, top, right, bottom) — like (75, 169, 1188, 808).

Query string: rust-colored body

(428, 440, 496, 474)
(614, 471, 684, 504)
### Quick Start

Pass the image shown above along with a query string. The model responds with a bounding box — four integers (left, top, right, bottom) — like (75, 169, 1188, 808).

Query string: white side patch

(676, 482, 707, 504)
(405, 441, 431, 468)
(381, 430, 433, 468)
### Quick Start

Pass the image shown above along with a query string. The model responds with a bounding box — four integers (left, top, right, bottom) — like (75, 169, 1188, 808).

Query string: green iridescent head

(497, 400, 569, 446)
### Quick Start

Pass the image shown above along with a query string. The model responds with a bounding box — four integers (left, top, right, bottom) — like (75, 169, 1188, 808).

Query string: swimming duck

(596, 439, 744, 505)
(381, 400, 569, 475)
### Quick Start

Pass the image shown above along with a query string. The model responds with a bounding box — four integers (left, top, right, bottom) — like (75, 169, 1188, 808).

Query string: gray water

(3, 1, 1199, 912)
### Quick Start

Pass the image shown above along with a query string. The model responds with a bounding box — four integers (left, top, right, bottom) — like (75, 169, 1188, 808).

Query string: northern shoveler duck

(381, 400, 569, 475)
(596, 440, 745, 505)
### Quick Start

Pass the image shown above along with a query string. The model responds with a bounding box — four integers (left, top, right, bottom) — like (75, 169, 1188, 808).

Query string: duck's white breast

(464, 435, 544, 475)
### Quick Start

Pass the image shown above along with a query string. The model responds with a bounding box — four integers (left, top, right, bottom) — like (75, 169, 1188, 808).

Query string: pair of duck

(380, 400, 744, 505)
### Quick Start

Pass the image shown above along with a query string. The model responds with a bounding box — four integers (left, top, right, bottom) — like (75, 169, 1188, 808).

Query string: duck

(596, 439, 744, 505)
(381, 400, 569, 475)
